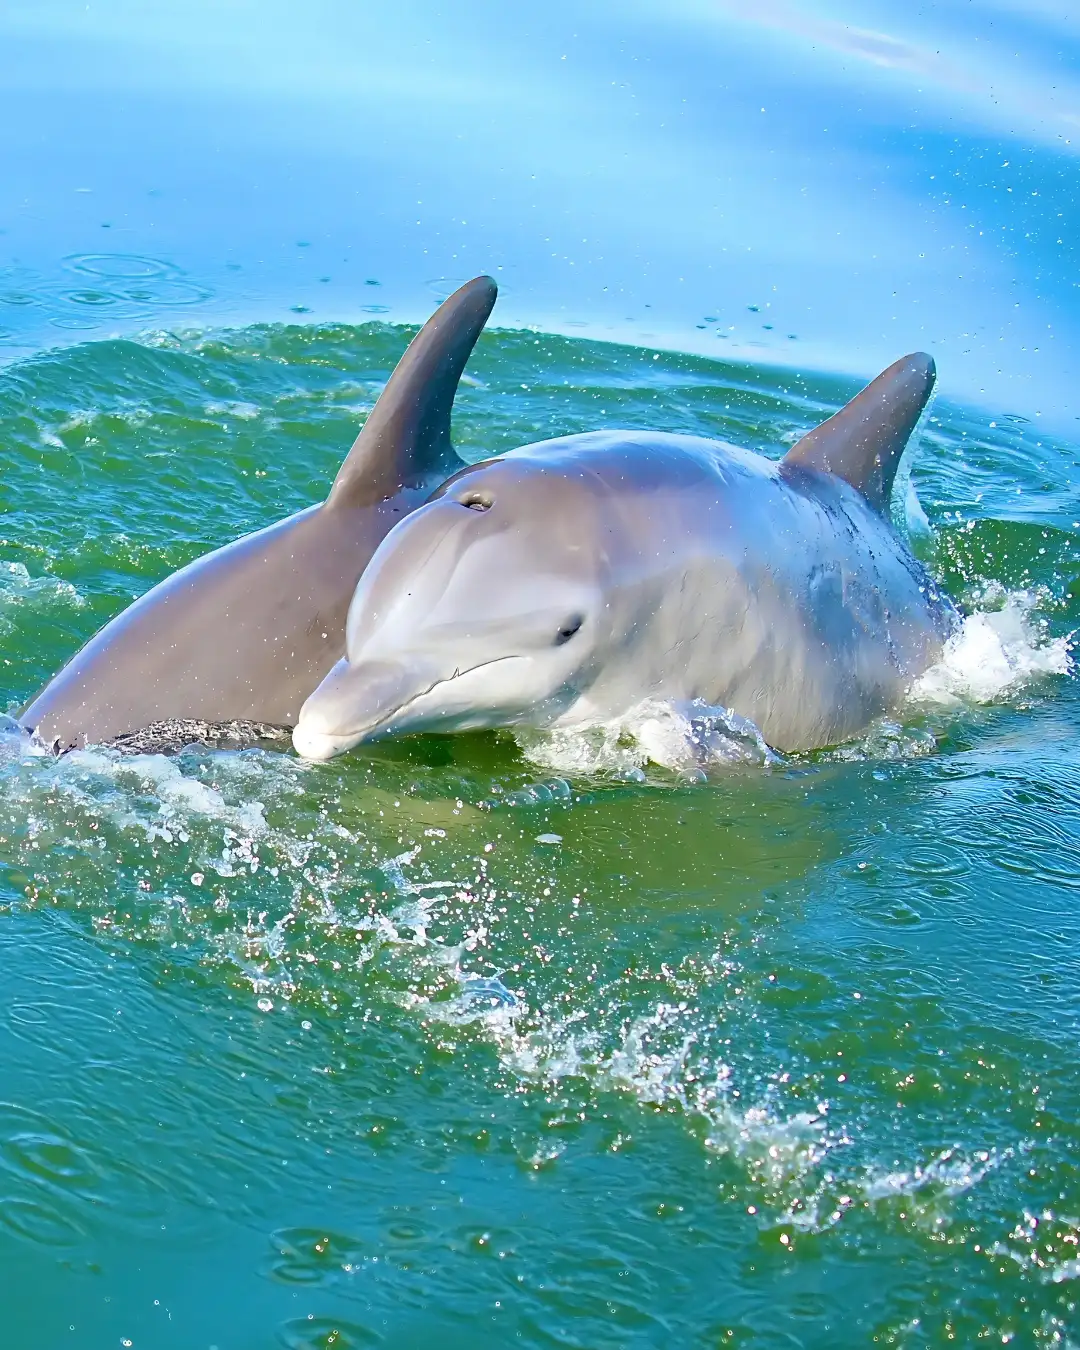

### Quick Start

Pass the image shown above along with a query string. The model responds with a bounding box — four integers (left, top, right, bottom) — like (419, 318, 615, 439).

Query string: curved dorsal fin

(326, 275, 497, 510)
(782, 352, 936, 512)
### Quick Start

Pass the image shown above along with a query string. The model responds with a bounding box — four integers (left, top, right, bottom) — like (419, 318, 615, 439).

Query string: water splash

(911, 585, 1072, 707)
(516, 699, 777, 779)
(0, 562, 83, 633)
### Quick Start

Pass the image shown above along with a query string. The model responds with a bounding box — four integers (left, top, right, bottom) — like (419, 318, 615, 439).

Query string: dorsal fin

(781, 352, 936, 512)
(326, 275, 497, 510)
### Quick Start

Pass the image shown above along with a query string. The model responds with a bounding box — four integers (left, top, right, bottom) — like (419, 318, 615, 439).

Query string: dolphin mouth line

(325, 653, 526, 743)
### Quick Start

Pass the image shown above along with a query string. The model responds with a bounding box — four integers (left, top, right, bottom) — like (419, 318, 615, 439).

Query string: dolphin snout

(292, 657, 418, 760)
(291, 719, 358, 762)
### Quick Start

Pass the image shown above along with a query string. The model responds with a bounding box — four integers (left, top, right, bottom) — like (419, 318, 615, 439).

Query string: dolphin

(291, 352, 956, 761)
(20, 276, 498, 753)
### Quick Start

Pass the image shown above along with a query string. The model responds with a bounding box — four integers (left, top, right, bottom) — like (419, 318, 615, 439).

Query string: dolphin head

(292, 455, 605, 759)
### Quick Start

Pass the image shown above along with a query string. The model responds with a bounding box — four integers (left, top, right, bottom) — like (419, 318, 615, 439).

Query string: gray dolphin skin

(21, 276, 498, 752)
(292, 350, 956, 760)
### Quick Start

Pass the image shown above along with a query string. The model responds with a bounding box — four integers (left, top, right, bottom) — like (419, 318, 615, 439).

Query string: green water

(0, 321, 1077, 1347)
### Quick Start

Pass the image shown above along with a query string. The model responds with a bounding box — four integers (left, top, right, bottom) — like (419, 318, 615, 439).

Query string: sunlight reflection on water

(1, 0, 1078, 424)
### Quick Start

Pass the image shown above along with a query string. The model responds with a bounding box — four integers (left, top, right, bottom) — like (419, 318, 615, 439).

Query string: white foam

(0, 743, 313, 892)
(459, 991, 842, 1203)
(204, 399, 260, 420)
(50, 747, 274, 845)
(0, 561, 84, 629)
(911, 586, 1072, 707)
(516, 698, 776, 779)
(705, 1103, 833, 1198)
(861, 1146, 1000, 1205)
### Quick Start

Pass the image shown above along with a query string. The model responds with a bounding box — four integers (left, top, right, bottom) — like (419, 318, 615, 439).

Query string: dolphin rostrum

(21, 276, 498, 753)
(291, 352, 956, 760)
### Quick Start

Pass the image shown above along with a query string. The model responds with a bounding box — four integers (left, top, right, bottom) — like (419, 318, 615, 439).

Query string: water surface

(0, 319, 1076, 1346)
(2, 1, 1080, 1345)
(3, 0, 1080, 423)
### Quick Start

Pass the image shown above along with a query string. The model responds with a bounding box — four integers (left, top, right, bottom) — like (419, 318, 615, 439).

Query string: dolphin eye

(554, 615, 584, 645)
(460, 491, 493, 511)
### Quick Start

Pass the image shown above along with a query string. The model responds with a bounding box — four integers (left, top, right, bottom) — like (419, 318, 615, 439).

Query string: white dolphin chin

(291, 723, 364, 762)
(292, 653, 554, 760)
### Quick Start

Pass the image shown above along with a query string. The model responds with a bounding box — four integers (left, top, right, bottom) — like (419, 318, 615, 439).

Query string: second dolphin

(293, 350, 956, 759)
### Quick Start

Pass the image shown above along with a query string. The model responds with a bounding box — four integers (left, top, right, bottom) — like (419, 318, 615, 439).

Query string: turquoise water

(2, 1, 1080, 1345)
(4, 1, 1080, 423)
(0, 321, 1076, 1346)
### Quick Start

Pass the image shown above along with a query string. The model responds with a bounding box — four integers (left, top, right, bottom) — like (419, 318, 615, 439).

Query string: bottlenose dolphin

(292, 352, 955, 760)
(21, 276, 498, 753)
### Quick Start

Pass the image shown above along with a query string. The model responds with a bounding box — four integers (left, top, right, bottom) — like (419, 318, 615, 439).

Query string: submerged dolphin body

(21, 276, 498, 752)
(292, 352, 956, 760)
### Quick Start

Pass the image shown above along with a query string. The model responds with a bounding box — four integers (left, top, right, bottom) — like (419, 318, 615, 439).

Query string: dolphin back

(782, 353, 936, 512)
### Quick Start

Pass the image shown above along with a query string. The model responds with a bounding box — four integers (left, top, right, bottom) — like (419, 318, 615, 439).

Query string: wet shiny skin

(294, 428, 954, 758)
